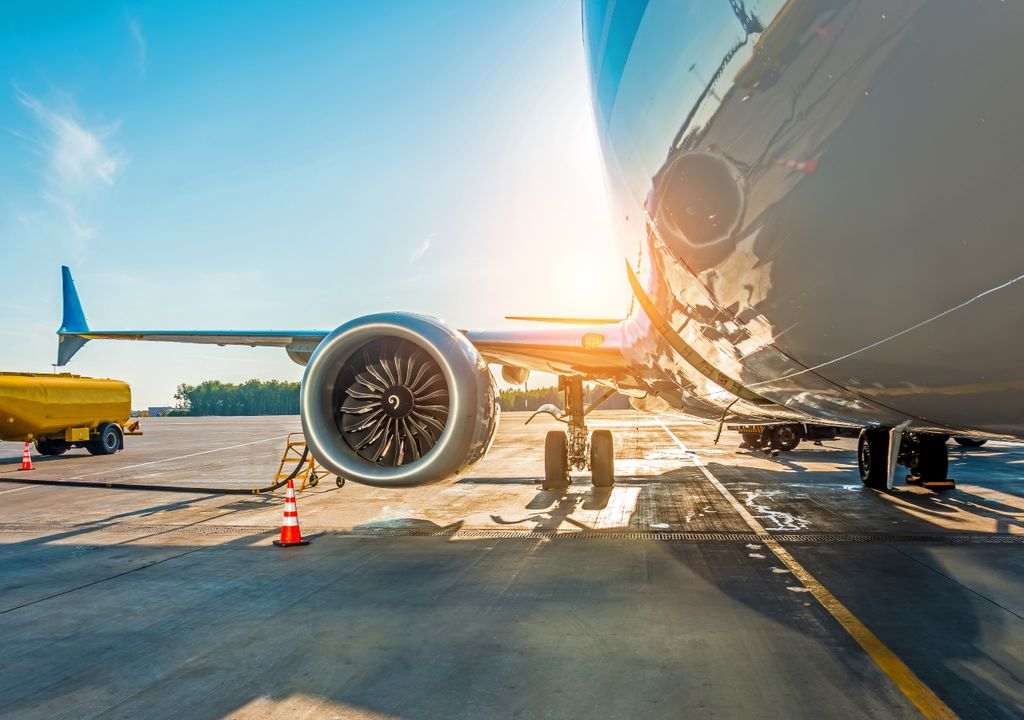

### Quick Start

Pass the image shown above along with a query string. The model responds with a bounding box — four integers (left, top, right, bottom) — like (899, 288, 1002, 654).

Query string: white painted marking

(0, 485, 32, 495)
(69, 435, 285, 480)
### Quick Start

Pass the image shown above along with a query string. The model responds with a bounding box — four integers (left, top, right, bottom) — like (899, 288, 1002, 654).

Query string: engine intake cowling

(300, 313, 499, 487)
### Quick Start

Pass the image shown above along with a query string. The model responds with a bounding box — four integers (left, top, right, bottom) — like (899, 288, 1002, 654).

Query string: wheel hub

(380, 385, 415, 418)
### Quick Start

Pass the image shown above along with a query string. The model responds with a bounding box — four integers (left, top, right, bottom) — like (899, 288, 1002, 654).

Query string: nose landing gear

(530, 376, 615, 491)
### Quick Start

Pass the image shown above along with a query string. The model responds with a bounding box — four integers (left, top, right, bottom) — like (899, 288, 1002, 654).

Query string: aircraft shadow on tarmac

(879, 487, 1024, 536)
(352, 518, 465, 534)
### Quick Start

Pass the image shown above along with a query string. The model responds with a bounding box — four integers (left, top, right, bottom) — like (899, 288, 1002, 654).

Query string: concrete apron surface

(0, 411, 1022, 719)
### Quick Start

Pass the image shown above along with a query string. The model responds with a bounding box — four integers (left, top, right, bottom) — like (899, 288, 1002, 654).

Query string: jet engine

(300, 313, 499, 487)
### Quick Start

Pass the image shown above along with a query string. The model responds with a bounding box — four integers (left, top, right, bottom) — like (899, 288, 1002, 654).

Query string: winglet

(57, 265, 90, 366)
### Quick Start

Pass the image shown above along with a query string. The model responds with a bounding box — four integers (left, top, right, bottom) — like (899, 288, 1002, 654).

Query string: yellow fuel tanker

(0, 372, 131, 456)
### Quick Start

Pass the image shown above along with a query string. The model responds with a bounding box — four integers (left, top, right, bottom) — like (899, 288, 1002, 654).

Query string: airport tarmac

(1, 410, 1022, 719)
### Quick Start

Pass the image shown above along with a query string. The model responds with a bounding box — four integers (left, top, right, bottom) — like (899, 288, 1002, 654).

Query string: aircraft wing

(465, 324, 629, 378)
(58, 330, 329, 367)
(56, 267, 629, 379)
(56, 268, 329, 365)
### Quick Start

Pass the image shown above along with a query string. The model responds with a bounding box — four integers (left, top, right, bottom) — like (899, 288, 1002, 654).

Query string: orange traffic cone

(273, 477, 309, 547)
(19, 442, 34, 471)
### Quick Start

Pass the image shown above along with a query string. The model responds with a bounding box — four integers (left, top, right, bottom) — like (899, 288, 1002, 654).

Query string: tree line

(173, 380, 300, 416)
(497, 385, 632, 412)
(172, 379, 632, 416)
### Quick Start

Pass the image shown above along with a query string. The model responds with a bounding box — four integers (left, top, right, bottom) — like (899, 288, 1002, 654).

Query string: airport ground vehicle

(731, 423, 847, 452)
(54, 2, 1023, 494)
(0, 372, 130, 456)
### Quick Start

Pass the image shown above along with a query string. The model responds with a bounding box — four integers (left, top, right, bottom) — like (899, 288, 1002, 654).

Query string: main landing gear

(858, 428, 953, 492)
(531, 376, 615, 491)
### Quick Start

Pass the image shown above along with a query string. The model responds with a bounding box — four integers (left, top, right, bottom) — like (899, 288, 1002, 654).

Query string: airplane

(55, 0, 1024, 494)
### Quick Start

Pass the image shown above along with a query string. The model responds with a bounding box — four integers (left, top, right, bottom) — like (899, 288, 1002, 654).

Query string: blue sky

(0, 0, 627, 407)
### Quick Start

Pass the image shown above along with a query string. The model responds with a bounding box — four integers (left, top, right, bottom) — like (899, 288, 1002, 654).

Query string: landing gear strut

(533, 376, 615, 490)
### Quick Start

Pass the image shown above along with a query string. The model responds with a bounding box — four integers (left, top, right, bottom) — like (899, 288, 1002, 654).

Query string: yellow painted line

(656, 417, 958, 720)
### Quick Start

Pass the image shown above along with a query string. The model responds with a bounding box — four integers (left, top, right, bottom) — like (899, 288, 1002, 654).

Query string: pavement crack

(0, 504, 268, 616)
(0, 545, 207, 616)
(887, 544, 1024, 621)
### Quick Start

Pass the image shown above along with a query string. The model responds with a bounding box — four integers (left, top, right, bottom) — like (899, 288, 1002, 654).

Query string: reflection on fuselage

(584, 0, 1024, 438)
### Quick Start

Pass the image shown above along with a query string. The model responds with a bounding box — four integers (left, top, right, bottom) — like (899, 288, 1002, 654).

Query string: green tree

(172, 380, 301, 416)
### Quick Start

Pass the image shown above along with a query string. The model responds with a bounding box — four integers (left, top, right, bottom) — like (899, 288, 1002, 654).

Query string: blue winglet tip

(59, 265, 88, 334)
(57, 266, 90, 366)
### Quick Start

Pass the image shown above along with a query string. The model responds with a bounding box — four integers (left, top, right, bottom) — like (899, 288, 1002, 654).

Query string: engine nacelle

(300, 313, 499, 487)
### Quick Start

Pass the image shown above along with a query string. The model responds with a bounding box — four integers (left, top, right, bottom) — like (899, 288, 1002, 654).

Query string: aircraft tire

(590, 430, 614, 487)
(915, 434, 949, 484)
(858, 428, 889, 490)
(543, 430, 570, 490)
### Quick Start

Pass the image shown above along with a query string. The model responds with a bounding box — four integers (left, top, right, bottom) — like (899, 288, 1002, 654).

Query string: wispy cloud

(128, 17, 146, 76)
(41, 190, 96, 240)
(409, 232, 434, 263)
(15, 87, 123, 190)
(13, 86, 124, 246)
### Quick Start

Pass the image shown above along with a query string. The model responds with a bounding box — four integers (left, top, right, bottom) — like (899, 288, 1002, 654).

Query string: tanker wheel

(335, 476, 346, 488)
(87, 423, 123, 456)
(740, 432, 761, 449)
(771, 425, 801, 452)
(35, 439, 69, 456)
